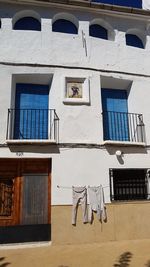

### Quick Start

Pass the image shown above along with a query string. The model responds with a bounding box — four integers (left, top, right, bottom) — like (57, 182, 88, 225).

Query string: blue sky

(92, 0, 142, 8)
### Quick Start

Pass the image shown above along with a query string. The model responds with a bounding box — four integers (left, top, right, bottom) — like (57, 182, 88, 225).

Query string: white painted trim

(6, 140, 56, 145)
(63, 76, 90, 105)
(102, 140, 146, 146)
(0, 241, 52, 250)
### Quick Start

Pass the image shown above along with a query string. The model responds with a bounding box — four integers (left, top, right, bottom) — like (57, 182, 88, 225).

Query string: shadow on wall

(105, 145, 147, 156)
(145, 261, 150, 267)
(113, 252, 133, 267)
(0, 257, 11, 267)
(105, 145, 148, 165)
(8, 144, 60, 154)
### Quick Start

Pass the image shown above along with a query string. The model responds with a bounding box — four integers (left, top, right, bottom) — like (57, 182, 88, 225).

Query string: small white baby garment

(88, 185, 107, 223)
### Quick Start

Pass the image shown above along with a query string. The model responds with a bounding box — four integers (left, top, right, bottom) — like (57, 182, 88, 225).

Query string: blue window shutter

(52, 19, 77, 34)
(101, 89, 129, 141)
(89, 24, 108, 40)
(14, 84, 49, 140)
(14, 17, 41, 31)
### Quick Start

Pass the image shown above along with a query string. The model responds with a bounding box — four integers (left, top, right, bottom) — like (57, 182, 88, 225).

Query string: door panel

(21, 174, 48, 225)
(0, 175, 20, 226)
(0, 159, 51, 243)
(101, 89, 129, 141)
(0, 159, 51, 226)
(14, 83, 49, 139)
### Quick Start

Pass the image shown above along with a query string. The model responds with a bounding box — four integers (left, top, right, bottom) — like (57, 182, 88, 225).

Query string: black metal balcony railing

(6, 109, 59, 142)
(102, 111, 145, 143)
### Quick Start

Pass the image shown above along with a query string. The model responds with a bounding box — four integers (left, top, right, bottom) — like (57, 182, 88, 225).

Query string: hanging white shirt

(88, 185, 107, 223)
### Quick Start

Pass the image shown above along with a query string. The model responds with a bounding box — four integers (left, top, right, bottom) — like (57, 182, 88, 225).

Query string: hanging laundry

(88, 185, 107, 223)
(72, 186, 88, 225)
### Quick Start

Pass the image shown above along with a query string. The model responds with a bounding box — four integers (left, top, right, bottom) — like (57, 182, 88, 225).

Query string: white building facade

(0, 0, 150, 244)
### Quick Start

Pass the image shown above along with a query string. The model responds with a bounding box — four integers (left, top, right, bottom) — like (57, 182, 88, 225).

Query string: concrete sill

(102, 140, 146, 147)
(108, 200, 150, 206)
(0, 241, 52, 250)
(63, 99, 90, 105)
(6, 139, 56, 145)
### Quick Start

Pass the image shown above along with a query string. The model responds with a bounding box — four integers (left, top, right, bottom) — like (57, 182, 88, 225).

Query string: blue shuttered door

(14, 83, 49, 139)
(101, 89, 129, 141)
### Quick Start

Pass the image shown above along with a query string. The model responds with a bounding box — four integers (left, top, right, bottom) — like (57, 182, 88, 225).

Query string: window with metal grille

(110, 169, 148, 201)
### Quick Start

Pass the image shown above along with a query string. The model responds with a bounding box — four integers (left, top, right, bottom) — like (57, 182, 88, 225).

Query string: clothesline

(57, 185, 107, 225)
(57, 185, 109, 189)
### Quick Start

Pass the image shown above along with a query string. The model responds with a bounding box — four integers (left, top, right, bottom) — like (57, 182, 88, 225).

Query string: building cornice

(0, 0, 150, 19)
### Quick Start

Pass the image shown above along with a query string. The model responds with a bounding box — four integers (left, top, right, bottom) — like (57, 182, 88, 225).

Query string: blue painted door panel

(101, 89, 129, 141)
(14, 83, 49, 139)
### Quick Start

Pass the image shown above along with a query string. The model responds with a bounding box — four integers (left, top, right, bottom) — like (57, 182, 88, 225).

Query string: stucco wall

(0, 2, 149, 219)
(0, 3, 149, 74)
(0, 65, 150, 205)
(0, 66, 150, 145)
(52, 202, 150, 244)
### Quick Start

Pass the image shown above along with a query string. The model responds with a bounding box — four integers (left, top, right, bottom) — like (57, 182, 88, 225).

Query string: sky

(92, 0, 142, 8)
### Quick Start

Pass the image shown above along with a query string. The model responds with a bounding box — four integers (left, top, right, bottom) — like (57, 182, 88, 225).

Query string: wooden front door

(0, 158, 51, 243)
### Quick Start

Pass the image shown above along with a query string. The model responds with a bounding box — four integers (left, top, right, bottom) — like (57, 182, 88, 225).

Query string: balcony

(6, 109, 59, 144)
(102, 111, 145, 145)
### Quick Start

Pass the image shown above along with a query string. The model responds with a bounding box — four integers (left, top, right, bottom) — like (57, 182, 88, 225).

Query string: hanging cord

(57, 185, 109, 189)
(82, 30, 87, 57)
(57, 185, 72, 189)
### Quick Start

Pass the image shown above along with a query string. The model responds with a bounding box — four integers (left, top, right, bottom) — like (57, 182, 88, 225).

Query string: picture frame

(63, 77, 90, 105)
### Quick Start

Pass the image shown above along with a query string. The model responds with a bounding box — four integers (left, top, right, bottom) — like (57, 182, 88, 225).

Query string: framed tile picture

(67, 82, 83, 99)
(63, 77, 90, 104)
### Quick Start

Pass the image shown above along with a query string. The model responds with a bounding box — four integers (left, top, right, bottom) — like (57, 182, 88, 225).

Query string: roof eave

(0, 0, 150, 18)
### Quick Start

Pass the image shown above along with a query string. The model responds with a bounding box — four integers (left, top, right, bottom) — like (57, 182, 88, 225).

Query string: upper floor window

(125, 34, 144, 49)
(14, 83, 49, 140)
(13, 17, 41, 31)
(89, 24, 108, 40)
(101, 88, 145, 143)
(52, 19, 78, 34)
